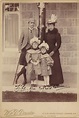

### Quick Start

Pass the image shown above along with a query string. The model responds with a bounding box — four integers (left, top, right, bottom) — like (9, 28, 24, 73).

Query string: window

(5, 3, 19, 12)
(3, 3, 20, 50)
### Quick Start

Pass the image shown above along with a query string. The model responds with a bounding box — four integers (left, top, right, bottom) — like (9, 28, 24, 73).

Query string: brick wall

(20, 3, 78, 73)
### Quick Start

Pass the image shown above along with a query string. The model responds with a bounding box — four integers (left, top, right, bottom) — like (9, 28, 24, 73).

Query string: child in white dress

(39, 41, 54, 88)
(26, 37, 41, 88)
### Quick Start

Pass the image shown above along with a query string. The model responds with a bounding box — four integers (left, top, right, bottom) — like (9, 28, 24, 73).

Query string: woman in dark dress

(45, 14, 64, 87)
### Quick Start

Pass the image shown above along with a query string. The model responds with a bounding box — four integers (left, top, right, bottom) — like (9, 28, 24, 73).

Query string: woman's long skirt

(50, 53, 64, 85)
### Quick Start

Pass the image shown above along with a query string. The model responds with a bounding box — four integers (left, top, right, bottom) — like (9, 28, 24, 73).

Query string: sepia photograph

(0, 0, 79, 117)
(2, 2, 78, 102)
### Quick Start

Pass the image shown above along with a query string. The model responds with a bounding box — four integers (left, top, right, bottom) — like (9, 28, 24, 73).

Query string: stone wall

(20, 3, 39, 31)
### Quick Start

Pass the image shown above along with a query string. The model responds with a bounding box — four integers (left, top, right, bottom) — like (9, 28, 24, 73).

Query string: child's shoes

(44, 85, 52, 89)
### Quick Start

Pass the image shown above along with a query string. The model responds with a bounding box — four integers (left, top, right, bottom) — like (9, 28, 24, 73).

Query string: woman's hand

(31, 60, 40, 65)
(49, 51, 54, 56)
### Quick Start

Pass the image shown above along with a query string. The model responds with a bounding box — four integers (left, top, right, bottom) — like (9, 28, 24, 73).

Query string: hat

(28, 18, 35, 23)
(30, 36, 41, 45)
(47, 19, 52, 24)
(47, 14, 57, 24)
(39, 41, 49, 50)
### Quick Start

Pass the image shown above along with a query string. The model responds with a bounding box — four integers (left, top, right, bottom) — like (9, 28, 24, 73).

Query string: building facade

(2, 3, 79, 81)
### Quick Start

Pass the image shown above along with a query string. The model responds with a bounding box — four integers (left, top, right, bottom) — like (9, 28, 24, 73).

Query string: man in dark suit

(15, 18, 38, 85)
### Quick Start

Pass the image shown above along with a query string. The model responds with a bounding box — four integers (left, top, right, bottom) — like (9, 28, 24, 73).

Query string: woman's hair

(47, 23, 55, 26)
(52, 23, 55, 26)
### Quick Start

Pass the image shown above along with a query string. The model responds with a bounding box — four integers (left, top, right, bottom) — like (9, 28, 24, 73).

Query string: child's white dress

(26, 49, 41, 83)
(40, 53, 54, 86)
(40, 53, 54, 76)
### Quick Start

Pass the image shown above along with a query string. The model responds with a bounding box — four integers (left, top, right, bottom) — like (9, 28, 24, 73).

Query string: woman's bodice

(45, 28, 61, 54)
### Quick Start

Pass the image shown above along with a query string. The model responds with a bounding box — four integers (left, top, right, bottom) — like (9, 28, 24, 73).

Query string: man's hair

(28, 18, 35, 24)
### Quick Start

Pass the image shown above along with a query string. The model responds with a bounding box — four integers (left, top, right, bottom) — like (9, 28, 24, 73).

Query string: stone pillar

(37, 2, 46, 41)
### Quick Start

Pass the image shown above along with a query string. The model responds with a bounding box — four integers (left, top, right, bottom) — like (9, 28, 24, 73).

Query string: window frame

(3, 3, 20, 52)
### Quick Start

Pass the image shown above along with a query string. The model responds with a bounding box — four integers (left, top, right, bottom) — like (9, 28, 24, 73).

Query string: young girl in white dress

(26, 37, 41, 88)
(39, 41, 54, 88)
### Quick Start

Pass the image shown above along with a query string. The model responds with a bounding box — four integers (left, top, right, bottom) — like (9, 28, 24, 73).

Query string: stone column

(37, 2, 46, 41)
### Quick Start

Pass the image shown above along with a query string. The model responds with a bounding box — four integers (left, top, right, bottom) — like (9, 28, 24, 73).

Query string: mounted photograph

(2, 2, 78, 102)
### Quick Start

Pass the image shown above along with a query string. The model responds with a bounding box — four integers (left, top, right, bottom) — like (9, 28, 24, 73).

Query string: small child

(26, 36, 41, 88)
(39, 41, 54, 88)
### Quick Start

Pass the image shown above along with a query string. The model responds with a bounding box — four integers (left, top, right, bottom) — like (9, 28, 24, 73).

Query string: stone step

(2, 72, 77, 88)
